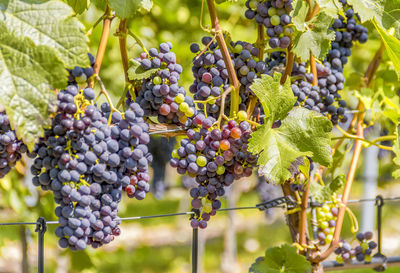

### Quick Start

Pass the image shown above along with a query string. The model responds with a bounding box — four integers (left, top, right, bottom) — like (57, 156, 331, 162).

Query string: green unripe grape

(320, 221, 329, 229)
(365, 255, 372, 262)
(237, 110, 248, 121)
(234, 44, 243, 54)
(175, 93, 185, 104)
(172, 149, 179, 158)
(336, 255, 343, 264)
(268, 7, 277, 16)
(76, 74, 87, 83)
(249, 0, 258, 9)
(185, 107, 194, 117)
(317, 210, 326, 219)
(208, 96, 216, 105)
(239, 66, 249, 76)
(361, 242, 369, 250)
(216, 165, 225, 175)
(326, 234, 333, 243)
(270, 15, 281, 26)
(179, 102, 189, 113)
(153, 76, 162, 85)
(325, 212, 333, 219)
(322, 204, 330, 213)
(196, 156, 207, 167)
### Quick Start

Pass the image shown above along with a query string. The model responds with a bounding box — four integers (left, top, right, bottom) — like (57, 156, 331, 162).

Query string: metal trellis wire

(0, 195, 399, 273)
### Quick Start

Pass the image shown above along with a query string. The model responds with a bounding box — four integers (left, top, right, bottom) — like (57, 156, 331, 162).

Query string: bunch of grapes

(101, 102, 152, 200)
(133, 43, 196, 126)
(335, 232, 377, 263)
(244, 0, 293, 49)
(316, 203, 339, 246)
(0, 106, 28, 178)
(189, 37, 233, 118)
(264, 51, 286, 72)
(231, 41, 268, 109)
(327, 3, 368, 71)
(170, 111, 258, 228)
(30, 61, 152, 249)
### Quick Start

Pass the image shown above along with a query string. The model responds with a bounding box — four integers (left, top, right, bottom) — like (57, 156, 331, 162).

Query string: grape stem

(206, 0, 240, 117)
(194, 33, 217, 61)
(334, 125, 393, 151)
(216, 86, 233, 127)
(310, 52, 318, 86)
(90, 5, 113, 88)
(118, 20, 130, 85)
(95, 75, 121, 124)
(194, 86, 232, 104)
(256, 24, 265, 60)
(281, 43, 294, 85)
(127, 29, 149, 55)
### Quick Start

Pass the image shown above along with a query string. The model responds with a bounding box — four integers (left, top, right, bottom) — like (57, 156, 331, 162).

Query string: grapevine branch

(299, 173, 311, 249)
(281, 45, 294, 84)
(90, 5, 113, 88)
(206, 0, 240, 117)
(256, 24, 265, 60)
(118, 19, 130, 84)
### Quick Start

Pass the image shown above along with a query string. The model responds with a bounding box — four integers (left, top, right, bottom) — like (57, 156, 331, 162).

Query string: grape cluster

(232, 41, 268, 109)
(189, 37, 232, 118)
(133, 43, 196, 126)
(0, 106, 28, 178)
(244, 0, 293, 49)
(316, 203, 339, 246)
(170, 112, 257, 228)
(100, 102, 153, 200)
(327, 4, 368, 71)
(31, 62, 152, 249)
(335, 232, 377, 263)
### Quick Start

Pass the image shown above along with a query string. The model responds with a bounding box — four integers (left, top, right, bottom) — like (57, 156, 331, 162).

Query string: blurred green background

(0, 0, 399, 272)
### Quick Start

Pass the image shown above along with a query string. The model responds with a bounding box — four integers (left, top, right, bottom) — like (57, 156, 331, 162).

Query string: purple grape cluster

(133, 43, 197, 126)
(30, 63, 152, 249)
(69, 53, 96, 84)
(170, 116, 257, 228)
(231, 41, 268, 110)
(0, 106, 28, 178)
(244, 0, 293, 49)
(189, 37, 233, 118)
(335, 232, 377, 263)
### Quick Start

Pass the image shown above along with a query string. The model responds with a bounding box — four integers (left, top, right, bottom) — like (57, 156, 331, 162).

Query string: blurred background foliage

(0, 0, 400, 272)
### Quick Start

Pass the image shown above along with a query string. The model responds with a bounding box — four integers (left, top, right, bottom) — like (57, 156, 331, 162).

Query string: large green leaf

(66, 0, 90, 14)
(373, 20, 400, 79)
(248, 108, 332, 184)
(292, 10, 335, 62)
(0, 22, 66, 151)
(346, 0, 382, 22)
(108, 0, 153, 19)
(0, 0, 89, 68)
(249, 73, 296, 122)
(250, 244, 311, 273)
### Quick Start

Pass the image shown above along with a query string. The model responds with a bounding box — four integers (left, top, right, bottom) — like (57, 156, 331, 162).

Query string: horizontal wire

(0, 196, 399, 227)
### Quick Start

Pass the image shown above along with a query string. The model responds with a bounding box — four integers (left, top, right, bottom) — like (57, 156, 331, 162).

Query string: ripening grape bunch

(190, 37, 233, 118)
(30, 61, 152, 250)
(316, 203, 339, 246)
(0, 106, 28, 178)
(133, 42, 197, 126)
(170, 111, 258, 228)
(68, 53, 96, 84)
(244, 0, 293, 49)
(335, 231, 377, 263)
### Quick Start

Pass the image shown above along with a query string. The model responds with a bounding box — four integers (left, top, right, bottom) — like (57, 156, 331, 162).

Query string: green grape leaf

(127, 59, 158, 81)
(311, 175, 345, 203)
(0, 22, 66, 151)
(346, 0, 382, 23)
(393, 123, 400, 178)
(91, 0, 107, 10)
(316, 0, 342, 18)
(291, 0, 310, 31)
(373, 20, 400, 79)
(249, 73, 296, 122)
(292, 11, 335, 62)
(250, 244, 311, 273)
(108, 0, 153, 18)
(66, 0, 90, 14)
(248, 108, 332, 184)
(0, 0, 89, 69)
